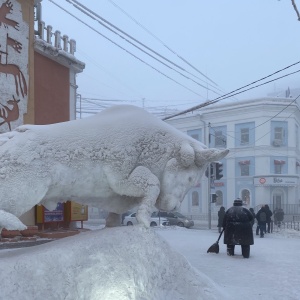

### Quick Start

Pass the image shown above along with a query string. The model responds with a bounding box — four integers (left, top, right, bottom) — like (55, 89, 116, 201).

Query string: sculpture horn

(195, 148, 229, 167)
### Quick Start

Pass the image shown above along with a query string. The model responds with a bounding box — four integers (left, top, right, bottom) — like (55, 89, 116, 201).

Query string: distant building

(166, 96, 300, 218)
(0, 0, 85, 226)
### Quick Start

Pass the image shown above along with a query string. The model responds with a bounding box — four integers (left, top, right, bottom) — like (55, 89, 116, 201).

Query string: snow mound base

(0, 226, 227, 300)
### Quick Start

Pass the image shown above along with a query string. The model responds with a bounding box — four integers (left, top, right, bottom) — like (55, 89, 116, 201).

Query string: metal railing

(273, 221, 300, 231)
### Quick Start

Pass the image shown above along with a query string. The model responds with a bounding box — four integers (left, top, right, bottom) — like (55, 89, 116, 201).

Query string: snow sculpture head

(158, 147, 226, 212)
(0, 105, 229, 230)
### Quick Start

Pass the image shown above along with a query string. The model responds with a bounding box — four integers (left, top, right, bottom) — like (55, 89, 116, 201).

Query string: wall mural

(0, 0, 28, 133)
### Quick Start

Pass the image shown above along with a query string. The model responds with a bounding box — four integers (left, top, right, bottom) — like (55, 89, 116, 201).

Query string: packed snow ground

(0, 224, 299, 300)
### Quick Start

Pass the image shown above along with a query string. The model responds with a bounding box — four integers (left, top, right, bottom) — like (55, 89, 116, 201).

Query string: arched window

(192, 191, 199, 206)
(241, 189, 250, 206)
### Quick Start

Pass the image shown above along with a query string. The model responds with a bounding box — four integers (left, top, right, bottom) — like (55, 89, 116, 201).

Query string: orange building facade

(0, 0, 85, 226)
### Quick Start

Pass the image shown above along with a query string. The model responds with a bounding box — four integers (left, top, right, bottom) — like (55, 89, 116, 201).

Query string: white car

(123, 212, 169, 227)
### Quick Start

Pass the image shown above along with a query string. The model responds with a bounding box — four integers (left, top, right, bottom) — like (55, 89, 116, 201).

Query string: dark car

(152, 211, 194, 228)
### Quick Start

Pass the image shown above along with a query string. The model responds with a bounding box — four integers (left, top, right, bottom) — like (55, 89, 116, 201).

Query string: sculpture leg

(106, 166, 160, 228)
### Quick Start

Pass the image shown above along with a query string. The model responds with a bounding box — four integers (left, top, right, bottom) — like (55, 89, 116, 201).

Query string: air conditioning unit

(273, 139, 282, 147)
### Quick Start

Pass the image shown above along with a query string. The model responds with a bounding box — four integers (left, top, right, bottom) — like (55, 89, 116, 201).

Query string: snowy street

(1, 223, 299, 300)
(157, 227, 300, 300)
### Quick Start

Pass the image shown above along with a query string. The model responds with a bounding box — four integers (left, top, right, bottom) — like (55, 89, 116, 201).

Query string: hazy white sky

(41, 0, 300, 114)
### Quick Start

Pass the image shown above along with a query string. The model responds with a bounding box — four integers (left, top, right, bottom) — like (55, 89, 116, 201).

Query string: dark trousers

(227, 244, 250, 258)
(258, 223, 266, 237)
(227, 244, 235, 256)
(267, 221, 271, 233)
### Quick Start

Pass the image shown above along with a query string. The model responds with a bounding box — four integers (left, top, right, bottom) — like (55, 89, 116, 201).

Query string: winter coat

(265, 205, 273, 222)
(274, 209, 284, 222)
(249, 208, 256, 226)
(222, 206, 254, 246)
(256, 207, 268, 225)
(217, 207, 226, 227)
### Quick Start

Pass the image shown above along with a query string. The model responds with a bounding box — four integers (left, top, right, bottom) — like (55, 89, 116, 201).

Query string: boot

(242, 245, 250, 258)
(227, 245, 235, 256)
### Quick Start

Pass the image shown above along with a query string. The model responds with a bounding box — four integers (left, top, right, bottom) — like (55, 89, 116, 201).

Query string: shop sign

(254, 176, 298, 186)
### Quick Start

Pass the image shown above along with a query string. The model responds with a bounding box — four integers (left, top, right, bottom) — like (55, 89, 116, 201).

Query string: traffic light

(215, 162, 223, 180)
(211, 194, 217, 203)
(205, 163, 214, 178)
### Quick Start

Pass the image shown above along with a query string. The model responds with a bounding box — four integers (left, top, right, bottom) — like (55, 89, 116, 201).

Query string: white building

(166, 96, 300, 218)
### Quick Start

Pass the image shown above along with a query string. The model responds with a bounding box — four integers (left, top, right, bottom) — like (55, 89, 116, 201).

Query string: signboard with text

(36, 202, 64, 223)
(254, 176, 298, 186)
(65, 201, 88, 222)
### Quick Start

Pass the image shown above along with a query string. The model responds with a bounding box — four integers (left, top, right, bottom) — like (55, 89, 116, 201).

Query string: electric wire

(204, 95, 300, 159)
(107, 0, 219, 87)
(49, 0, 205, 98)
(65, 0, 222, 96)
(162, 62, 300, 120)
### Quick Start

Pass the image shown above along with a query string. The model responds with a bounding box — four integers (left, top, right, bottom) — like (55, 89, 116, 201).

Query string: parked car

(152, 211, 194, 228)
(123, 212, 169, 226)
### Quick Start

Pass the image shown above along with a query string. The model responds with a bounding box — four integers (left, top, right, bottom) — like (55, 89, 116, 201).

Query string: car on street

(123, 212, 169, 226)
(152, 211, 194, 228)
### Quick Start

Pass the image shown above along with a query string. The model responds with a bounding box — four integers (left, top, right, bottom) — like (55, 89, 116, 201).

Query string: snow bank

(0, 226, 228, 300)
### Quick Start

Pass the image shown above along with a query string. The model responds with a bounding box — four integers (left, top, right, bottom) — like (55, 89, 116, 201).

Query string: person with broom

(222, 198, 254, 258)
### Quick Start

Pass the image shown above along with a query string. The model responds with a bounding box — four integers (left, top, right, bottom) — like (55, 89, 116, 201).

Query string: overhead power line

(107, 0, 219, 87)
(163, 61, 300, 120)
(65, 0, 222, 95)
(49, 0, 205, 98)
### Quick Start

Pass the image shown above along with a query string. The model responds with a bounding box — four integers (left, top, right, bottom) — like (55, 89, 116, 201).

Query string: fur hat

(233, 198, 243, 206)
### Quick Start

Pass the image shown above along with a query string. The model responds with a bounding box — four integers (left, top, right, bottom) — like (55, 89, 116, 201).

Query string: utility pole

(208, 163, 212, 229)
(207, 163, 216, 229)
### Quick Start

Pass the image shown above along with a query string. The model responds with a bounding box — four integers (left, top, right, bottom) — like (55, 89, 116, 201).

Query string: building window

(274, 127, 283, 140)
(239, 160, 250, 176)
(215, 130, 226, 147)
(241, 128, 249, 145)
(241, 165, 250, 176)
(241, 189, 250, 206)
(192, 191, 199, 206)
(235, 122, 255, 147)
(274, 164, 282, 174)
(271, 121, 287, 147)
(187, 129, 202, 142)
(273, 127, 284, 146)
(274, 159, 285, 174)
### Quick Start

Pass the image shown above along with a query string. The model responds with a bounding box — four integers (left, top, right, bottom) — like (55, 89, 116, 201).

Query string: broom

(207, 228, 224, 254)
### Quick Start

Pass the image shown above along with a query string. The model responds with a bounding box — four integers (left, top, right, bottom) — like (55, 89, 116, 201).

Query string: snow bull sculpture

(0, 105, 229, 230)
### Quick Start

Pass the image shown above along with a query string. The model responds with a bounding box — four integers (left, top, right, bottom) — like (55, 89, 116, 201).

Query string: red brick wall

(34, 52, 70, 124)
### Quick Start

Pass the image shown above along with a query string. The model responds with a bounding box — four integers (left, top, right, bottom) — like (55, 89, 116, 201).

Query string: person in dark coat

(249, 208, 256, 227)
(217, 206, 226, 233)
(274, 208, 284, 227)
(256, 206, 267, 237)
(222, 198, 254, 258)
(264, 204, 273, 233)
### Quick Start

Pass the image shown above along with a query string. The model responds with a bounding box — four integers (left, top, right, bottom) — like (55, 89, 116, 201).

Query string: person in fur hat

(222, 198, 254, 258)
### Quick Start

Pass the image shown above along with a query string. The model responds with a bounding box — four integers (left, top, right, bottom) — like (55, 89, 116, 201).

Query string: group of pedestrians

(217, 199, 285, 258)
(255, 205, 272, 237)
